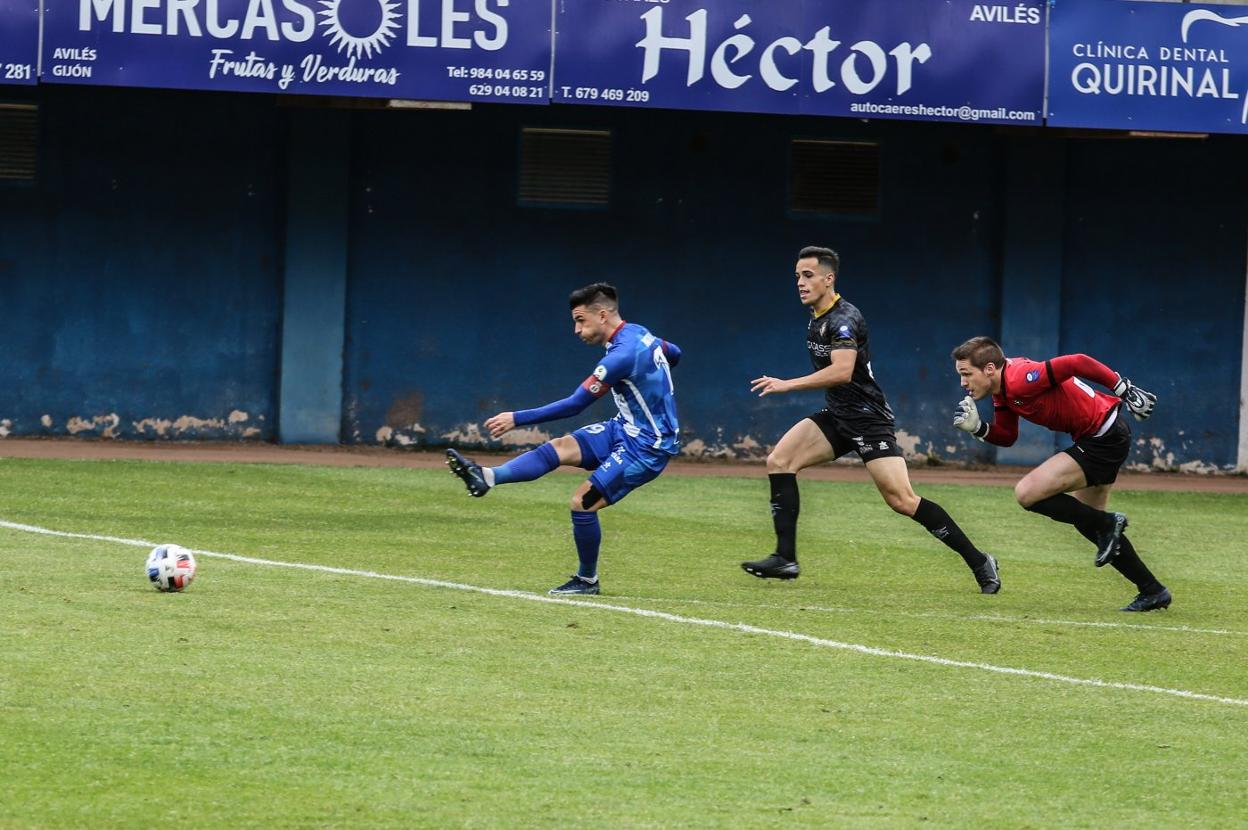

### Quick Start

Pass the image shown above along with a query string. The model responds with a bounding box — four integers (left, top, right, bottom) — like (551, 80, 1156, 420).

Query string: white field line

(3, 519, 1246, 709)
(609, 595, 1244, 638)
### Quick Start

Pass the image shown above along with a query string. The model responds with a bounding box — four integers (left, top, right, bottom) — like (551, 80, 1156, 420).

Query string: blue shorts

(570, 420, 669, 505)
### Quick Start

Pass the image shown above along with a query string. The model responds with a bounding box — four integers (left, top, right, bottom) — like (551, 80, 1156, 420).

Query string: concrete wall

(1, 86, 1243, 469)
(341, 108, 1002, 462)
(0, 86, 283, 440)
(1060, 135, 1247, 471)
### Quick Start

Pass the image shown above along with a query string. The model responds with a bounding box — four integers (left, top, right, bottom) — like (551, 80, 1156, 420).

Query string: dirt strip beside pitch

(1, 438, 1244, 493)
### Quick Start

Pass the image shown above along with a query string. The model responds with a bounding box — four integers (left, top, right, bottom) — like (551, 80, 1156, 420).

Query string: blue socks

(489, 444, 602, 581)
(491, 443, 560, 486)
(571, 511, 602, 579)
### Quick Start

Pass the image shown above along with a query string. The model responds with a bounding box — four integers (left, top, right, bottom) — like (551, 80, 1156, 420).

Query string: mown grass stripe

(3, 517, 1245, 709)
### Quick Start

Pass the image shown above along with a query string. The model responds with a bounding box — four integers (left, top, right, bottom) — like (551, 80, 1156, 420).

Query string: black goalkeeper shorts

(1063, 407, 1131, 487)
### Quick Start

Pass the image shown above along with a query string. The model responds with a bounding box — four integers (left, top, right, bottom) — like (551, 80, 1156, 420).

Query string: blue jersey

(580, 322, 680, 455)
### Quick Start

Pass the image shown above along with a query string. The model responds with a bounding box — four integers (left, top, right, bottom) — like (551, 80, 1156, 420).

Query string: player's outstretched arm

(751, 350, 855, 396)
(486, 386, 598, 438)
(486, 352, 630, 438)
(1049, 354, 1156, 420)
(484, 411, 517, 439)
(1048, 354, 1118, 387)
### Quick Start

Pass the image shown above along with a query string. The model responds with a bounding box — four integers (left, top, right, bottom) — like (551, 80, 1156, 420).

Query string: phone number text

(449, 66, 546, 82)
(467, 84, 547, 98)
(557, 86, 651, 103)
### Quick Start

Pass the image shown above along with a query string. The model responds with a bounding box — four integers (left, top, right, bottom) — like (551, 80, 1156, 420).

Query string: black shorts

(1063, 407, 1130, 486)
(806, 409, 904, 463)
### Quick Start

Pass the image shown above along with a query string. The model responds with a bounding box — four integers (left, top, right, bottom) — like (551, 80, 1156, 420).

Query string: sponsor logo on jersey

(593, 365, 608, 380)
(878, 441, 889, 450)
(1025, 370, 1040, 383)
(837, 325, 852, 339)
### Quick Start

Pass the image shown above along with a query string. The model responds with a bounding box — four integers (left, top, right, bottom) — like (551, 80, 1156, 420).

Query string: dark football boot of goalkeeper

(446, 448, 491, 497)
(1094, 512, 1128, 568)
(1121, 586, 1172, 613)
(973, 554, 1001, 594)
(741, 554, 800, 580)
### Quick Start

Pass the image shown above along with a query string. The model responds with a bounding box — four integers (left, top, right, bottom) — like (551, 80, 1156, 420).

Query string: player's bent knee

(1014, 482, 1038, 508)
(572, 484, 606, 511)
(766, 451, 795, 474)
(885, 493, 917, 515)
(550, 435, 581, 466)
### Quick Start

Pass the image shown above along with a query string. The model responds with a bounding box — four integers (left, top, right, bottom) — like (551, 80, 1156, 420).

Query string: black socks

(1071, 523, 1163, 593)
(911, 498, 989, 569)
(1026, 493, 1107, 538)
(1029, 494, 1163, 592)
(769, 473, 799, 562)
(769, 479, 988, 570)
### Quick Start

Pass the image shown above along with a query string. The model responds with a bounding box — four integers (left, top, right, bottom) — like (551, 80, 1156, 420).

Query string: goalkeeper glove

(953, 396, 988, 440)
(1113, 376, 1157, 421)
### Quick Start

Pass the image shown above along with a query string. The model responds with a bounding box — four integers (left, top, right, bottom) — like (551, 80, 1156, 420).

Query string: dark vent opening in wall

(0, 104, 37, 183)
(519, 128, 611, 207)
(790, 140, 880, 215)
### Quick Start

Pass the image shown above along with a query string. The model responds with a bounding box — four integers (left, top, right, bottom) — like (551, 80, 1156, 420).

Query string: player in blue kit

(447, 283, 681, 596)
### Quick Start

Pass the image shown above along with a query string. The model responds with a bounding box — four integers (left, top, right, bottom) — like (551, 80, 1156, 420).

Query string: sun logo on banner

(318, 0, 402, 60)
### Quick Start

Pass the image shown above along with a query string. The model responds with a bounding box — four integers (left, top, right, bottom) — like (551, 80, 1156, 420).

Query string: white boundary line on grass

(608, 595, 1244, 637)
(4, 518, 1246, 709)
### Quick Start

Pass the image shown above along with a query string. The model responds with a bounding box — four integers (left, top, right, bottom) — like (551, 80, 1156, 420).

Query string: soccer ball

(146, 544, 197, 592)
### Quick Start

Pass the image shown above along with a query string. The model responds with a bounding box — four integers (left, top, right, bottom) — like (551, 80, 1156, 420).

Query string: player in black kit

(741, 247, 1000, 593)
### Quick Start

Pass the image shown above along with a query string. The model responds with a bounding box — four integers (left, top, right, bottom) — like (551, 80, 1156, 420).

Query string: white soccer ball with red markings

(146, 544, 197, 592)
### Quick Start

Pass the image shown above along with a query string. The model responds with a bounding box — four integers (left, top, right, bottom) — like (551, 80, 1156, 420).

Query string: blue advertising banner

(40, 0, 551, 103)
(553, 0, 1044, 125)
(1050, 0, 1248, 134)
(1, 0, 38, 84)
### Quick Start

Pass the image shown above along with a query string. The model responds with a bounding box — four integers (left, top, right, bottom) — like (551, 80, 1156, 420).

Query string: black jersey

(806, 297, 894, 422)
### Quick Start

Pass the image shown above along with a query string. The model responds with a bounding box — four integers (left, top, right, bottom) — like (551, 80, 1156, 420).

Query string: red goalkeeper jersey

(984, 354, 1121, 446)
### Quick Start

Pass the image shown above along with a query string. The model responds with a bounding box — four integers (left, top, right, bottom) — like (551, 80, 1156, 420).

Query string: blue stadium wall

(1, 85, 1244, 470)
(0, 87, 283, 441)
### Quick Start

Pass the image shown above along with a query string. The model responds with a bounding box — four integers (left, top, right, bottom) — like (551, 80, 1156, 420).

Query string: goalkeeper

(950, 336, 1170, 612)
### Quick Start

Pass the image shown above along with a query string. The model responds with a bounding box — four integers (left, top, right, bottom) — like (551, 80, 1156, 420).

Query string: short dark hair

(569, 282, 619, 312)
(798, 246, 840, 276)
(951, 336, 1006, 369)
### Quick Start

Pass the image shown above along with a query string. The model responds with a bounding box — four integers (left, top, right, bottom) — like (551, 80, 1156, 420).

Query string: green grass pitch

(2, 457, 1246, 828)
